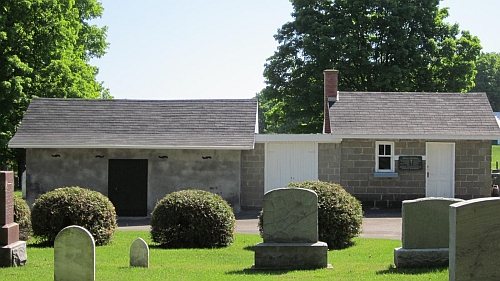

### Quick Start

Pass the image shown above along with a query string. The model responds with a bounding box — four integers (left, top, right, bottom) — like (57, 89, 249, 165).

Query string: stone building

(9, 70, 500, 214)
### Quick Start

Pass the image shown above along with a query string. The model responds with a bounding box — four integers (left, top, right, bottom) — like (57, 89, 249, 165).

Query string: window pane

(379, 157, 391, 170)
(384, 145, 391, 156)
(379, 145, 384, 155)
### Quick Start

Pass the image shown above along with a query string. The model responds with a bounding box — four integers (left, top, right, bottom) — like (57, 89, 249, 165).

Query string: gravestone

(394, 197, 463, 268)
(130, 237, 149, 268)
(0, 171, 27, 267)
(54, 225, 95, 281)
(254, 188, 329, 269)
(449, 197, 500, 281)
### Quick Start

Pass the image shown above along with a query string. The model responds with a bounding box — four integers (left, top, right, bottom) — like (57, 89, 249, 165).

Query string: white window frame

(375, 141, 395, 173)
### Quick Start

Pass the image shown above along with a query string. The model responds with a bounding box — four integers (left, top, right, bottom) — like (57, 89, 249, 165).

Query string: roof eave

(8, 143, 254, 150)
(255, 134, 341, 143)
(331, 134, 500, 140)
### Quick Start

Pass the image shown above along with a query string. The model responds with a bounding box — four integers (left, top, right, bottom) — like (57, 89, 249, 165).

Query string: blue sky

(90, 0, 500, 100)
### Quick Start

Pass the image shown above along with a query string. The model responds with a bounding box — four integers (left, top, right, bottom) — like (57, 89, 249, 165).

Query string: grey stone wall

(26, 148, 242, 214)
(338, 139, 491, 206)
(455, 140, 491, 199)
(240, 143, 264, 209)
(318, 143, 341, 183)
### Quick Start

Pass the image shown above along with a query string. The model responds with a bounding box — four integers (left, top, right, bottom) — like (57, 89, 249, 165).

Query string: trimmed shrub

(14, 196, 31, 241)
(259, 181, 363, 249)
(31, 186, 117, 246)
(151, 189, 235, 248)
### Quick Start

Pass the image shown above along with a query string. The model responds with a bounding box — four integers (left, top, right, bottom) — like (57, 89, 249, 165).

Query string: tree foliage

(0, 0, 110, 171)
(260, 0, 482, 133)
(472, 52, 500, 111)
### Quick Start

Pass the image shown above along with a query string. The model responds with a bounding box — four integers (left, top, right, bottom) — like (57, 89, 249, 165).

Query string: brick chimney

(323, 69, 338, 134)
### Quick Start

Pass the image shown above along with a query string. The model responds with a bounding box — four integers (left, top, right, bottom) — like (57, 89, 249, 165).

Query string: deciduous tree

(0, 0, 109, 179)
(472, 52, 500, 111)
(260, 0, 481, 133)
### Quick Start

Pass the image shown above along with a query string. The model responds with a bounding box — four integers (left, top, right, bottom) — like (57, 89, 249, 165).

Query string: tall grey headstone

(254, 188, 329, 269)
(394, 197, 463, 268)
(130, 238, 149, 268)
(450, 197, 500, 281)
(54, 225, 95, 281)
(0, 171, 27, 267)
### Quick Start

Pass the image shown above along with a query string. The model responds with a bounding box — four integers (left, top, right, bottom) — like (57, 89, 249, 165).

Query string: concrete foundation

(254, 242, 329, 270)
(394, 247, 448, 268)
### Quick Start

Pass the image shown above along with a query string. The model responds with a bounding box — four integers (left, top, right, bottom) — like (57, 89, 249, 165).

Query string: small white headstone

(54, 225, 95, 281)
(130, 238, 149, 268)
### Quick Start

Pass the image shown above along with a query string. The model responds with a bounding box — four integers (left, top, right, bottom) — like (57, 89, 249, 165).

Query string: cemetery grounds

(1, 226, 447, 280)
(10, 144, 500, 280)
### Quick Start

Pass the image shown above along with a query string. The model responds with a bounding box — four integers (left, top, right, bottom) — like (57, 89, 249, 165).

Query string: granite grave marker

(54, 225, 95, 281)
(254, 188, 329, 269)
(0, 171, 27, 267)
(449, 197, 500, 281)
(394, 197, 463, 268)
(130, 237, 149, 268)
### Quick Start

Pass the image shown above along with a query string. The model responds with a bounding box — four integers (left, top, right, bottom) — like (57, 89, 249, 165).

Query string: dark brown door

(108, 159, 148, 216)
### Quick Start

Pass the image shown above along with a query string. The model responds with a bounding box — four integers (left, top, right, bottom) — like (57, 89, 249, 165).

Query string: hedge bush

(14, 196, 31, 241)
(151, 189, 235, 248)
(259, 181, 363, 249)
(31, 187, 117, 246)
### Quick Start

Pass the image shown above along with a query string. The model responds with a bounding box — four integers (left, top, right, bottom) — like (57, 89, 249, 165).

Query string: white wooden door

(264, 142, 318, 193)
(426, 142, 455, 197)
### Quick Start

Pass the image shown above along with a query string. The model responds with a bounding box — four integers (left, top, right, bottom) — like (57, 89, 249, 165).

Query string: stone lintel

(0, 223, 19, 245)
(254, 242, 329, 270)
(394, 247, 449, 268)
(0, 241, 27, 267)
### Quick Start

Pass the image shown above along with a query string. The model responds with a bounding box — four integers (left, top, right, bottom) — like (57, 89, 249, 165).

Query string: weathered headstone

(449, 197, 500, 281)
(254, 188, 329, 269)
(0, 171, 27, 267)
(130, 237, 149, 268)
(54, 225, 95, 281)
(394, 197, 463, 268)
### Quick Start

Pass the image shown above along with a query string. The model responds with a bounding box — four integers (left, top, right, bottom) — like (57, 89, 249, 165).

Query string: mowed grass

(492, 145, 500, 170)
(0, 232, 447, 281)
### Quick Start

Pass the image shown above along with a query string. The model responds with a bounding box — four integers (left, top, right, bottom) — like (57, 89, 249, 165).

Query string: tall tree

(472, 52, 500, 111)
(0, 0, 110, 176)
(260, 0, 481, 133)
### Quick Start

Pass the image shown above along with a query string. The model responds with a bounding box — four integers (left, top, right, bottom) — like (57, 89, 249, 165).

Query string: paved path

(117, 209, 402, 240)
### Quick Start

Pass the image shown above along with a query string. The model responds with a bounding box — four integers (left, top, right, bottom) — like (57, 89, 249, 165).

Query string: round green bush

(31, 186, 117, 246)
(151, 189, 235, 248)
(259, 181, 363, 249)
(14, 196, 31, 241)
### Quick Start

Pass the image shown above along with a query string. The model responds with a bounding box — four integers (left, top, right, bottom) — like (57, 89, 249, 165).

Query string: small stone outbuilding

(9, 99, 257, 215)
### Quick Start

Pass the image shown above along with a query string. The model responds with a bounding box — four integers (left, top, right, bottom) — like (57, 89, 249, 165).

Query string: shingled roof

(328, 92, 500, 139)
(9, 98, 258, 149)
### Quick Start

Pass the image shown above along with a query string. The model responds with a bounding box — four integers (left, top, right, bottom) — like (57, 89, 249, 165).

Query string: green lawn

(493, 145, 500, 170)
(0, 232, 447, 281)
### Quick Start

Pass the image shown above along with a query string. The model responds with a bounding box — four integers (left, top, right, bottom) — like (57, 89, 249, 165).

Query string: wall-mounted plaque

(398, 156, 423, 170)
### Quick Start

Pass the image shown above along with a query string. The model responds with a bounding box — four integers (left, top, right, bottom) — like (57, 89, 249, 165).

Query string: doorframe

(425, 142, 455, 197)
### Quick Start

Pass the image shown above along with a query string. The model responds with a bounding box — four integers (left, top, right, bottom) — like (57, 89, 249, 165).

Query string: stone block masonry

(241, 143, 265, 209)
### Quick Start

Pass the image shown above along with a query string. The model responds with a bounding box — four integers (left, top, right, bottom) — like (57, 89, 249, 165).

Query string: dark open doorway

(108, 159, 148, 216)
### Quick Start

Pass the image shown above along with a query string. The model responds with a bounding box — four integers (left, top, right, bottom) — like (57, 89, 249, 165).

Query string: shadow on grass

(243, 245, 255, 251)
(377, 264, 448, 275)
(226, 268, 293, 276)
